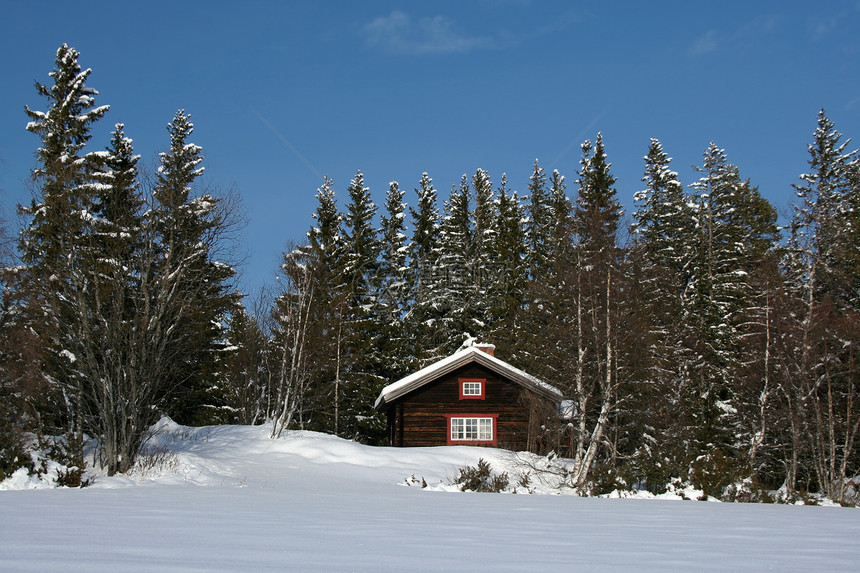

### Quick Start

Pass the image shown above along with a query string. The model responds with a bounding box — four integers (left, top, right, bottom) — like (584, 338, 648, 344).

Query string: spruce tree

(341, 170, 379, 301)
(309, 175, 342, 272)
(221, 305, 269, 425)
(151, 110, 240, 425)
(684, 142, 778, 492)
(275, 176, 343, 434)
(526, 159, 551, 280)
(790, 109, 859, 308)
(80, 123, 150, 474)
(429, 175, 473, 356)
(781, 111, 860, 499)
(339, 170, 384, 440)
(520, 168, 573, 378)
(633, 138, 693, 275)
(19, 43, 109, 444)
(407, 172, 440, 354)
(488, 173, 527, 350)
(547, 169, 572, 252)
(471, 168, 497, 337)
(377, 180, 412, 377)
(22, 44, 110, 273)
(574, 134, 621, 251)
(568, 133, 623, 488)
(629, 138, 695, 487)
(472, 168, 496, 262)
(93, 124, 144, 261)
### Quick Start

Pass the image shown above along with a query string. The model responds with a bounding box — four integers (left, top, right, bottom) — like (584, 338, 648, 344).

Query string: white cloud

(363, 11, 493, 55)
(689, 29, 718, 56)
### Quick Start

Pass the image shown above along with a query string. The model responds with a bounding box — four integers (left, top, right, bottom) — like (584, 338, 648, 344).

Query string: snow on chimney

(475, 343, 495, 357)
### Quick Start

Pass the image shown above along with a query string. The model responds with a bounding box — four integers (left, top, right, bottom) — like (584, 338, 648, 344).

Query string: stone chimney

(475, 343, 495, 357)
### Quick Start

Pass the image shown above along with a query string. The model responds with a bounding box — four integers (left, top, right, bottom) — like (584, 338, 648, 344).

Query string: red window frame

(459, 378, 486, 400)
(445, 414, 499, 446)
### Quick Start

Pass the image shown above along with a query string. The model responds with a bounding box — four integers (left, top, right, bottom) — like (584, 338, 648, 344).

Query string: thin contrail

(251, 107, 324, 180)
(549, 110, 607, 169)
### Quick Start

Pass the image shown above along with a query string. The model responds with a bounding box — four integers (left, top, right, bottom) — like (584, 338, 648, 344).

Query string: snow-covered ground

(2, 420, 858, 572)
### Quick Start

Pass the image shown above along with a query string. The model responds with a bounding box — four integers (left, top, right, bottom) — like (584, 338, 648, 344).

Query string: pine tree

(274, 177, 343, 434)
(683, 142, 778, 492)
(221, 305, 269, 425)
(629, 138, 696, 485)
(471, 168, 497, 337)
(428, 175, 474, 357)
(781, 110, 860, 500)
(18, 43, 109, 447)
(547, 169, 572, 253)
(520, 168, 573, 379)
(93, 124, 144, 262)
(407, 172, 440, 354)
(574, 134, 621, 252)
(488, 174, 527, 349)
(339, 170, 384, 440)
(567, 133, 623, 488)
(151, 109, 240, 425)
(633, 138, 693, 275)
(526, 159, 551, 280)
(377, 180, 412, 378)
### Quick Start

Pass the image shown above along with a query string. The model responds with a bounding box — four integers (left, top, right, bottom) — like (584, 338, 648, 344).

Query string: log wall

(387, 363, 553, 453)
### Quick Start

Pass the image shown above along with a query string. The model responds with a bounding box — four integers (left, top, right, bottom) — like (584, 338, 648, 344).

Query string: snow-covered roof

(374, 346, 562, 410)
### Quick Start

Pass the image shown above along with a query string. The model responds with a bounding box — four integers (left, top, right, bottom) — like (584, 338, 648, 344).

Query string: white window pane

(451, 419, 463, 440)
(451, 417, 493, 441)
(465, 419, 477, 439)
(479, 419, 493, 440)
(463, 382, 480, 395)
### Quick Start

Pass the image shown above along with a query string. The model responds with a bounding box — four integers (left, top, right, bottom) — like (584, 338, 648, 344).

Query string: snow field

(2, 420, 858, 572)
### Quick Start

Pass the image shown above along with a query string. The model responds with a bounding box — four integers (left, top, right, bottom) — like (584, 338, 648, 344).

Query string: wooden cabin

(374, 344, 562, 454)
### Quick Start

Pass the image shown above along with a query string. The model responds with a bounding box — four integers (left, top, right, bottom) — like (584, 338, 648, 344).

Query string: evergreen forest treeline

(1, 45, 858, 503)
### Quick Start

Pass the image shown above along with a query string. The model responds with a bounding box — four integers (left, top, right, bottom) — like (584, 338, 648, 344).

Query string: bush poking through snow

(689, 449, 739, 499)
(837, 477, 860, 507)
(38, 432, 89, 488)
(0, 431, 91, 489)
(404, 474, 427, 488)
(585, 461, 628, 496)
(721, 477, 775, 503)
(0, 430, 33, 482)
(453, 458, 509, 493)
(126, 442, 179, 478)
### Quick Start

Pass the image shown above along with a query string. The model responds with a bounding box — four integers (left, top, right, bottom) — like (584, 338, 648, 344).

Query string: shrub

(689, 448, 740, 499)
(0, 428, 33, 481)
(587, 461, 628, 496)
(453, 458, 509, 493)
(721, 477, 775, 503)
(125, 441, 179, 478)
(40, 431, 89, 488)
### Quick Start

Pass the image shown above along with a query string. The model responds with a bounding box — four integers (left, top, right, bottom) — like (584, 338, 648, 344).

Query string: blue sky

(1, 1, 859, 297)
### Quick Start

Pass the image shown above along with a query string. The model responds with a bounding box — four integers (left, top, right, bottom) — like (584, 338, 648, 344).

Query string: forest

(1, 44, 858, 504)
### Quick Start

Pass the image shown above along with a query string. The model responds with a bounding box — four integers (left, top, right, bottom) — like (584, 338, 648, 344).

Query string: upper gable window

(459, 378, 486, 399)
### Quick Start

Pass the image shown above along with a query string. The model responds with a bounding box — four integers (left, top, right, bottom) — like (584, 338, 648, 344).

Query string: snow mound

(82, 419, 561, 494)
